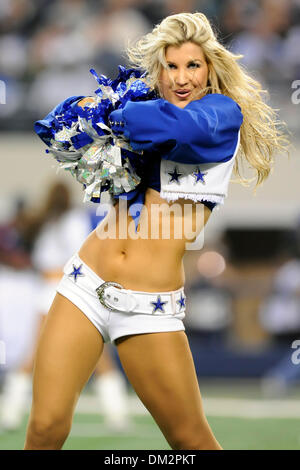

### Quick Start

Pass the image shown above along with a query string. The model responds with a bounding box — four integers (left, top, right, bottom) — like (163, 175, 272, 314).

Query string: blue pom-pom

(71, 132, 93, 149)
(37, 66, 157, 231)
(90, 68, 112, 88)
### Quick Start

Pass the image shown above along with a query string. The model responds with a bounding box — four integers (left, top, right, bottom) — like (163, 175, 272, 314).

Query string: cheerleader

(25, 12, 288, 449)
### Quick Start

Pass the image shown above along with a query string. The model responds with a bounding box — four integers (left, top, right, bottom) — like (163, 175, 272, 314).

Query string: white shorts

(56, 254, 186, 344)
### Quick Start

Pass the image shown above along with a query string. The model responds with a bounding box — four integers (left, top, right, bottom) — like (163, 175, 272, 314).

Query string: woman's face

(159, 41, 209, 108)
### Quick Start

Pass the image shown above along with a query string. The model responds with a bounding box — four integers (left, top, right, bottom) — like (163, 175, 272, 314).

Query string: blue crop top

(109, 94, 243, 227)
(35, 93, 243, 229)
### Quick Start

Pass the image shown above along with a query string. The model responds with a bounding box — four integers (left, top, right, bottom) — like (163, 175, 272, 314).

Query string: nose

(175, 68, 189, 87)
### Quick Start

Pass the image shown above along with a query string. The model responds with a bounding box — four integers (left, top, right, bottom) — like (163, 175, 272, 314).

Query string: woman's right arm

(109, 94, 243, 165)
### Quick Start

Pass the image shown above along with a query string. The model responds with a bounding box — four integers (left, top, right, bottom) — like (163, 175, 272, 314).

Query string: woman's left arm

(109, 94, 243, 164)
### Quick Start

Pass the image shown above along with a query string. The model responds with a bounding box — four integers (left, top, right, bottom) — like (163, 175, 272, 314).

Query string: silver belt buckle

(96, 281, 123, 311)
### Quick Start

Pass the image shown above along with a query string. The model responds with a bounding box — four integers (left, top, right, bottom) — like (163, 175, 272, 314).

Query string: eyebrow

(188, 58, 203, 63)
(167, 58, 204, 65)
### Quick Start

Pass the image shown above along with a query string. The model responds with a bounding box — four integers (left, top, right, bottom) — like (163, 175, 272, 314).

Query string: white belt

(96, 281, 186, 315)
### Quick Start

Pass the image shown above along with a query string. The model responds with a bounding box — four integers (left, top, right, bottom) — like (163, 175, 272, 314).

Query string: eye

(167, 63, 177, 69)
(188, 62, 200, 69)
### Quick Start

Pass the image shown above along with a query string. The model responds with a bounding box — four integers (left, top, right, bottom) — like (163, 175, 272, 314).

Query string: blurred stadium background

(1, 0, 300, 450)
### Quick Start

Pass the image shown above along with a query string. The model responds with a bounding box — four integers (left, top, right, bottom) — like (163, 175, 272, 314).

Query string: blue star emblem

(177, 294, 186, 310)
(150, 295, 168, 313)
(168, 167, 183, 184)
(193, 168, 207, 185)
(69, 264, 84, 282)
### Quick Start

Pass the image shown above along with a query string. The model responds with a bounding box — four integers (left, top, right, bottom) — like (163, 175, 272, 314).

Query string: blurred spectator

(84, 0, 151, 75)
(0, 197, 36, 269)
(228, 1, 291, 81)
(0, 197, 40, 429)
(259, 259, 300, 339)
(138, 0, 220, 25)
(259, 219, 300, 395)
(259, 256, 300, 396)
(0, 34, 27, 77)
(0, 75, 25, 119)
(27, 66, 95, 133)
(0, 0, 299, 129)
(39, 0, 93, 31)
(184, 248, 233, 347)
(26, 0, 151, 115)
(28, 0, 94, 72)
(0, 182, 130, 431)
(163, 0, 199, 16)
(0, 0, 41, 36)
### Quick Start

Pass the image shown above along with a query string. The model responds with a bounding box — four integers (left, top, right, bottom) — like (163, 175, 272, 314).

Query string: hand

(108, 109, 125, 135)
(77, 97, 95, 108)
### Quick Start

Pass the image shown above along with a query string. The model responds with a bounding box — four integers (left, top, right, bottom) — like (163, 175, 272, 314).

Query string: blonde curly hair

(126, 12, 290, 187)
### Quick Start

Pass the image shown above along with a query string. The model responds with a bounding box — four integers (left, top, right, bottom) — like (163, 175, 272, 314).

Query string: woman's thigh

(116, 331, 221, 449)
(30, 293, 104, 422)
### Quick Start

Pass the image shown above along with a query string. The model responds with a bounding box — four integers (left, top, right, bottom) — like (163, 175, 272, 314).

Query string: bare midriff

(78, 188, 211, 292)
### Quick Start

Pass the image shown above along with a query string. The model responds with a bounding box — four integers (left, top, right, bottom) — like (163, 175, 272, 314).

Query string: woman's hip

(55, 253, 186, 345)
